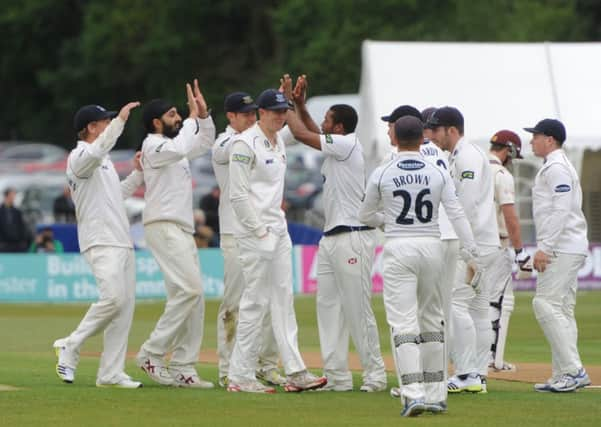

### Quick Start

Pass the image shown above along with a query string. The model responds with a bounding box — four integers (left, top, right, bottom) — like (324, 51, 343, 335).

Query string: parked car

(0, 142, 67, 165)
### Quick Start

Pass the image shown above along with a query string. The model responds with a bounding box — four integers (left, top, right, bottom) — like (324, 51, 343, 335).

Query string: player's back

(376, 152, 446, 239)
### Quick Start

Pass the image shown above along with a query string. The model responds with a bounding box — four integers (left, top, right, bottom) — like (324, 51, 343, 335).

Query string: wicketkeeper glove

(514, 248, 533, 279)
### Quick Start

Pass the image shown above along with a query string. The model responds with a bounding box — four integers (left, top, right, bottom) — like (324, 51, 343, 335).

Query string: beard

(162, 119, 182, 138)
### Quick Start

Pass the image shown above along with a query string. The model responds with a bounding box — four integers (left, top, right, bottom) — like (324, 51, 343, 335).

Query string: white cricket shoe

(401, 397, 426, 417)
(490, 361, 517, 372)
(171, 368, 214, 389)
(256, 368, 286, 386)
(359, 382, 386, 392)
(284, 370, 327, 392)
(425, 401, 448, 414)
(549, 374, 579, 393)
(534, 377, 557, 392)
(136, 352, 174, 386)
(96, 373, 143, 389)
(447, 373, 482, 393)
(227, 380, 276, 394)
(574, 368, 592, 389)
(53, 339, 75, 384)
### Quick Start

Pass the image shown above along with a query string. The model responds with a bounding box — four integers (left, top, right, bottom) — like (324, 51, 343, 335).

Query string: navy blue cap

(421, 107, 437, 128)
(256, 89, 290, 110)
(224, 92, 258, 113)
(381, 105, 422, 123)
(73, 105, 117, 131)
(426, 106, 464, 129)
(524, 119, 566, 143)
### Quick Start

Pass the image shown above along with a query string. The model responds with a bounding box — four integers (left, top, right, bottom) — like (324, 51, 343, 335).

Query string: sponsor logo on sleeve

(555, 184, 571, 193)
(325, 134, 333, 144)
(232, 153, 251, 164)
(397, 159, 425, 170)
(461, 170, 475, 180)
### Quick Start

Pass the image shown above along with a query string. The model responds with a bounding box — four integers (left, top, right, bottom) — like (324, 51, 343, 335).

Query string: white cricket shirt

(228, 122, 288, 238)
(319, 132, 367, 232)
(141, 116, 215, 233)
(213, 125, 295, 235)
(489, 153, 515, 238)
(449, 138, 500, 249)
(532, 149, 588, 255)
(359, 151, 476, 252)
(67, 117, 143, 252)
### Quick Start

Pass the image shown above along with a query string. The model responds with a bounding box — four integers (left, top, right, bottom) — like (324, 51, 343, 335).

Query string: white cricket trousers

(383, 237, 446, 403)
(228, 232, 306, 383)
(450, 247, 502, 377)
(217, 234, 279, 379)
(61, 246, 136, 383)
(533, 252, 585, 377)
(140, 221, 204, 368)
(317, 229, 386, 388)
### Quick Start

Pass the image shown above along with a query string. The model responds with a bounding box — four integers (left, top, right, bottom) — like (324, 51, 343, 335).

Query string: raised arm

(292, 75, 321, 133)
(69, 102, 140, 178)
(142, 81, 215, 168)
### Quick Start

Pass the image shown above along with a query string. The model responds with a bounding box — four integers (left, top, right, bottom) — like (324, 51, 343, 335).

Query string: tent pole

(544, 41, 561, 119)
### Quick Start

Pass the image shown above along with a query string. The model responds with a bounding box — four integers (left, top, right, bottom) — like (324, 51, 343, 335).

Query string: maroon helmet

(490, 130, 523, 159)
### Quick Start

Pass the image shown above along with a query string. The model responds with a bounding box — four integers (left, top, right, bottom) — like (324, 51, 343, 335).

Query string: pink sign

(299, 244, 601, 293)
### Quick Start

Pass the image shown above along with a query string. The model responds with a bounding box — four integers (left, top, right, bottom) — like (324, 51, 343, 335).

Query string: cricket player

(359, 116, 480, 416)
(487, 130, 532, 372)
(428, 106, 502, 393)
(283, 75, 386, 392)
(226, 88, 327, 393)
(53, 102, 144, 388)
(213, 91, 291, 388)
(380, 105, 460, 400)
(136, 80, 216, 388)
(525, 119, 591, 392)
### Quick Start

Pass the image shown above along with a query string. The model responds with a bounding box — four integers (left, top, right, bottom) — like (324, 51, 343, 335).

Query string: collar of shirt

(489, 152, 503, 165)
(450, 137, 465, 162)
(254, 123, 281, 152)
(544, 148, 564, 163)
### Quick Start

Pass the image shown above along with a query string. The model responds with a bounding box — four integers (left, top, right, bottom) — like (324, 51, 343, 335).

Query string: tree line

(1, 0, 600, 149)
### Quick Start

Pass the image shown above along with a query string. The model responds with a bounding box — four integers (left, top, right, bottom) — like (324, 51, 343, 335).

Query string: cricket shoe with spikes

(284, 370, 327, 392)
(136, 352, 174, 386)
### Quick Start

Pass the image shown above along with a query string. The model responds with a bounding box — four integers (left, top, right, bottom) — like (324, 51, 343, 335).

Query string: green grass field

(1, 292, 600, 426)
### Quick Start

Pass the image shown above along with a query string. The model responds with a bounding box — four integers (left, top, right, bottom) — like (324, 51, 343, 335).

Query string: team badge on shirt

(232, 153, 251, 164)
(555, 184, 571, 193)
(348, 257, 357, 264)
(397, 159, 425, 170)
(461, 170, 475, 180)
(325, 134, 333, 144)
